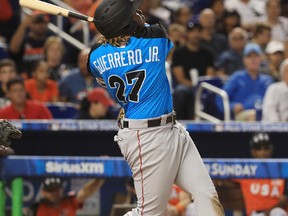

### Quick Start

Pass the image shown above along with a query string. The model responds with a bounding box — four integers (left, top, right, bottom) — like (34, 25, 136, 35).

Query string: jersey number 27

(108, 70, 146, 104)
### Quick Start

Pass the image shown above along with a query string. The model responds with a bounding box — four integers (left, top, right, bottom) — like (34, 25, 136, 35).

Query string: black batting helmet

(93, 0, 142, 39)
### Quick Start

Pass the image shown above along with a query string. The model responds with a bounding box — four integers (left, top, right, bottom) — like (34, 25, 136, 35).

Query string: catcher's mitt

(0, 120, 22, 150)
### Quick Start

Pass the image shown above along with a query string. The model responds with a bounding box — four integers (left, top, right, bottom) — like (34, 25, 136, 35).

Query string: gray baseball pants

(115, 121, 224, 216)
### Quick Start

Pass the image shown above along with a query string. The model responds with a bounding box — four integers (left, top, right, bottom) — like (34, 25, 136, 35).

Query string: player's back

(88, 24, 173, 119)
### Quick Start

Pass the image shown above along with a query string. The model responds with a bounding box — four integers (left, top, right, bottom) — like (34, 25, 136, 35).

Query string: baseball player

(87, 0, 224, 215)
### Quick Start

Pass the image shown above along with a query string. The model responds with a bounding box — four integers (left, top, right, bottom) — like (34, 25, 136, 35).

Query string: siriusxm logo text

(45, 161, 104, 174)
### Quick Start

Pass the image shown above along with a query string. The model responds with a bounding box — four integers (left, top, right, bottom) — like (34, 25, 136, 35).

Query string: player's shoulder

(134, 24, 169, 39)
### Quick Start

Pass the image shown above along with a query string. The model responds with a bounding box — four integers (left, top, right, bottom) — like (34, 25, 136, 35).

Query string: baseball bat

(19, 0, 95, 22)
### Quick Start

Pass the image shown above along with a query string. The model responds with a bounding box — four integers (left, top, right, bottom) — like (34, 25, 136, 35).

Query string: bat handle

(68, 11, 94, 22)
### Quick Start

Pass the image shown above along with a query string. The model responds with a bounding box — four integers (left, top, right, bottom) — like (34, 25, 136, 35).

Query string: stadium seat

(196, 76, 226, 120)
(45, 102, 78, 119)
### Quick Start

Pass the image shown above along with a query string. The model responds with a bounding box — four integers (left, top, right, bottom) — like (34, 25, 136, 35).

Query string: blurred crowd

(0, 0, 288, 121)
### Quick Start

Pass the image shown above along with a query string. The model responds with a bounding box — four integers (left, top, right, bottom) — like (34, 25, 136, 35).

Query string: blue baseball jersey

(88, 24, 173, 119)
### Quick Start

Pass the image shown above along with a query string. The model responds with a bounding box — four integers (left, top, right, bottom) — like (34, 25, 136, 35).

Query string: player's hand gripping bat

(19, 0, 95, 22)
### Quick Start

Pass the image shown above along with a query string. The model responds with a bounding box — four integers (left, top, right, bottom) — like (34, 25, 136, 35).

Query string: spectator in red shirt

(27, 177, 104, 216)
(0, 77, 52, 119)
(25, 60, 59, 102)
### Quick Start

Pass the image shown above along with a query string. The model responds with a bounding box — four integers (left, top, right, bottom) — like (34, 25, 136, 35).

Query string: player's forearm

(76, 179, 105, 203)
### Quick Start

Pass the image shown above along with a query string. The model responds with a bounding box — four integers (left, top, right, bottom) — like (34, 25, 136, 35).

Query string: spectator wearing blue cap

(216, 43, 274, 121)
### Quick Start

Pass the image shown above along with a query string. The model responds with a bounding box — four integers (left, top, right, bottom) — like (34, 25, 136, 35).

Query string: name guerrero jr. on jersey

(92, 46, 160, 74)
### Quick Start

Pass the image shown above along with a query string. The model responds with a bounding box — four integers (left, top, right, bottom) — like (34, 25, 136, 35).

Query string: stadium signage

(205, 163, 258, 177)
(45, 161, 105, 174)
